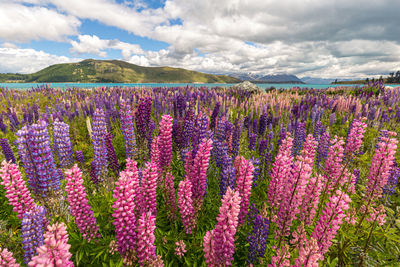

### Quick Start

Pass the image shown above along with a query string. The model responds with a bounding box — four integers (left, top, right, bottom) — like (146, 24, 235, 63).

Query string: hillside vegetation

(0, 59, 240, 83)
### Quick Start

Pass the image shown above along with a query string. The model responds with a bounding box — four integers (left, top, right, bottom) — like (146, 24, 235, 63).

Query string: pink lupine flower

(275, 135, 317, 239)
(0, 248, 20, 267)
(268, 244, 290, 267)
(189, 138, 213, 204)
(136, 212, 156, 266)
(344, 118, 367, 157)
(140, 161, 158, 216)
(0, 160, 35, 220)
(234, 156, 254, 225)
(150, 136, 161, 183)
(65, 164, 99, 241)
(365, 132, 397, 201)
(267, 135, 294, 213)
(203, 230, 216, 266)
(365, 205, 386, 226)
(312, 190, 351, 255)
(299, 174, 323, 225)
(165, 172, 177, 220)
(112, 161, 140, 256)
(294, 237, 323, 267)
(203, 188, 241, 266)
(158, 115, 173, 171)
(178, 178, 195, 234)
(321, 136, 346, 192)
(175, 240, 186, 258)
(28, 222, 73, 267)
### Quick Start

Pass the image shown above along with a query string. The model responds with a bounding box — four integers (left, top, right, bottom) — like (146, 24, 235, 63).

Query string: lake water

(1, 82, 400, 90)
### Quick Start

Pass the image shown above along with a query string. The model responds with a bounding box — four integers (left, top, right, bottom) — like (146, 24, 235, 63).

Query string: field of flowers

(0, 82, 399, 266)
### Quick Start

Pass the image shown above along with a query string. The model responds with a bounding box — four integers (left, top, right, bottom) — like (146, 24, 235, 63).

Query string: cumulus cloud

(0, 3, 80, 42)
(70, 35, 144, 58)
(0, 47, 80, 73)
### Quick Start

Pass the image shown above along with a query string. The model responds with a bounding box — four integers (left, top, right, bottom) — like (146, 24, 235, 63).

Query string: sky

(0, 0, 399, 79)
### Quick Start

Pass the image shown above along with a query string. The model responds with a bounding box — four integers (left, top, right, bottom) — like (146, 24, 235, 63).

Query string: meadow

(0, 82, 399, 266)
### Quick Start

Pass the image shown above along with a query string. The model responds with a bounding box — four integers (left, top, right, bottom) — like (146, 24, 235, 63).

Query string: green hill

(0, 59, 240, 83)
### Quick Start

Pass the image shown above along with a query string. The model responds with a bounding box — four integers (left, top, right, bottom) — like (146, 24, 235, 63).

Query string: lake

(1, 82, 400, 90)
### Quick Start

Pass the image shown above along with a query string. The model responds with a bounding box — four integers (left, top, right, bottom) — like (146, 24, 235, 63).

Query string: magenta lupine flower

(92, 109, 108, 179)
(267, 134, 294, 213)
(65, 164, 99, 241)
(0, 248, 20, 267)
(344, 118, 367, 157)
(53, 119, 74, 167)
(28, 222, 73, 267)
(175, 240, 186, 258)
(178, 178, 195, 234)
(165, 172, 177, 220)
(136, 211, 156, 266)
(275, 135, 317, 239)
(120, 99, 136, 159)
(112, 161, 140, 256)
(365, 132, 398, 201)
(0, 160, 35, 219)
(158, 115, 173, 171)
(312, 190, 351, 255)
(140, 161, 158, 216)
(188, 138, 213, 203)
(234, 156, 254, 225)
(294, 237, 323, 267)
(203, 188, 241, 266)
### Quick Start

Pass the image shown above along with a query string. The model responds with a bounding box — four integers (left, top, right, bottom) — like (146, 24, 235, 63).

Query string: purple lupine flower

(313, 121, 324, 141)
(53, 119, 73, 167)
(220, 149, 236, 196)
(16, 120, 60, 196)
(193, 113, 209, 155)
(316, 132, 330, 167)
(277, 127, 287, 148)
(135, 97, 152, 140)
(368, 107, 377, 121)
(250, 157, 261, 187)
(258, 113, 268, 137)
(329, 113, 336, 126)
(0, 114, 7, 133)
(209, 102, 221, 131)
(247, 214, 270, 265)
(119, 99, 136, 159)
(0, 138, 16, 163)
(90, 161, 100, 184)
(75, 150, 84, 164)
(231, 120, 242, 157)
(92, 109, 108, 179)
(224, 121, 233, 141)
(105, 133, 119, 175)
(21, 205, 47, 264)
(147, 119, 155, 152)
(353, 168, 360, 185)
(293, 121, 307, 156)
(183, 119, 194, 148)
(383, 163, 399, 198)
(248, 132, 257, 151)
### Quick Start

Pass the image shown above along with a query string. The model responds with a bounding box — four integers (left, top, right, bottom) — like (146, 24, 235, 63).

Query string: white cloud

(70, 35, 144, 58)
(0, 47, 80, 73)
(0, 3, 80, 42)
